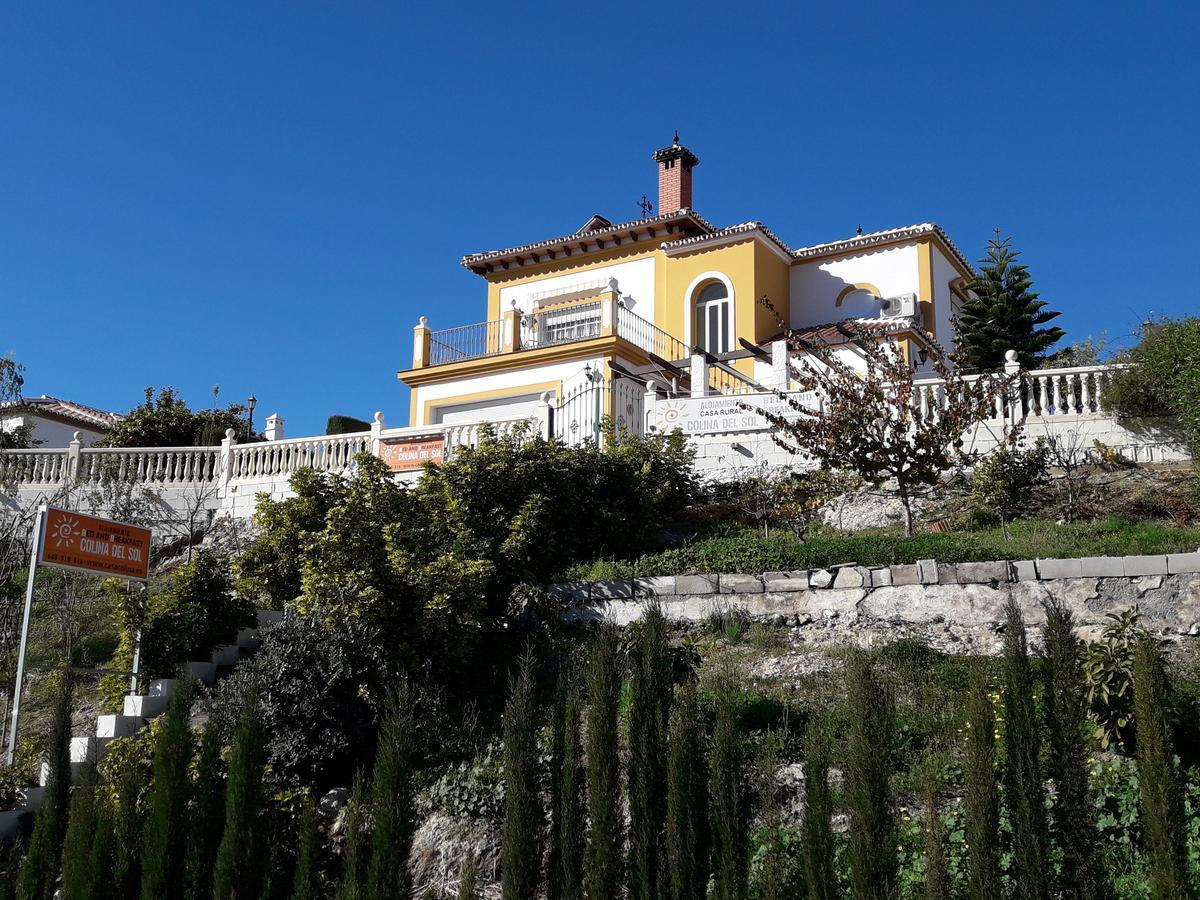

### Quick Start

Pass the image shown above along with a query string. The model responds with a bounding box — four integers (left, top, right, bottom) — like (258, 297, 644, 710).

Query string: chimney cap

(652, 133, 699, 168)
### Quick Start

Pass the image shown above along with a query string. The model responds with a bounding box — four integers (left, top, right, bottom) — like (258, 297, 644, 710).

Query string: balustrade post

(1003, 349, 1023, 430)
(66, 431, 82, 482)
(770, 340, 789, 391)
(502, 307, 521, 353)
(370, 411, 385, 456)
(219, 428, 237, 485)
(413, 316, 431, 368)
(600, 291, 620, 337)
(689, 354, 709, 398)
(643, 379, 662, 434)
(535, 392, 554, 440)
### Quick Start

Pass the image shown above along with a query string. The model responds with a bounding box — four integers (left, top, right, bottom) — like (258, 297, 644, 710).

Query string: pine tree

(1132, 639, 1190, 900)
(59, 760, 101, 900)
(666, 681, 708, 900)
(755, 726, 788, 900)
(184, 724, 225, 900)
(140, 677, 196, 900)
(1042, 600, 1107, 899)
(368, 685, 418, 900)
(501, 654, 541, 900)
(959, 230, 1064, 370)
(335, 772, 370, 900)
(1001, 600, 1048, 900)
(584, 624, 623, 900)
(18, 672, 73, 900)
(290, 795, 321, 900)
(801, 714, 836, 900)
(628, 604, 672, 900)
(963, 665, 1000, 900)
(111, 753, 145, 900)
(550, 662, 585, 900)
(212, 694, 268, 900)
(709, 672, 745, 900)
(845, 650, 896, 900)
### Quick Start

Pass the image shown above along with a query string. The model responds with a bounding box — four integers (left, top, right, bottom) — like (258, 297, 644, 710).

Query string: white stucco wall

(414, 356, 607, 425)
(1, 414, 107, 448)
(498, 257, 657, 322)
(789, 244, 921, 329)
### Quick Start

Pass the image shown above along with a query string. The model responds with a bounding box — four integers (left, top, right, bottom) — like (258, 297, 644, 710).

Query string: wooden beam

(738, 337, 772, 361)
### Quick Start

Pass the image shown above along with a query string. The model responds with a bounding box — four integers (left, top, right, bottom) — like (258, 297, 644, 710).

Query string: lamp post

(246, 395, 257, 440)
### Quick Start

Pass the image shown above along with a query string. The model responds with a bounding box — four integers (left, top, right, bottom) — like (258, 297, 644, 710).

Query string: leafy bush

(1084, 607, 1145, 752)
(970, 439, 1049, 530)
(1106, 317, 1200, 454)
(101, 387, 257, 448)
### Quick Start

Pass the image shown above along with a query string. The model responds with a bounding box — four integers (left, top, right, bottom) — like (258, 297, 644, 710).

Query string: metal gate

(552, 376, 644, 447)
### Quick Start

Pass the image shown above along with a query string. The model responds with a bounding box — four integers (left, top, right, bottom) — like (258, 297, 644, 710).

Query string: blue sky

(3, 1, 1197, 436)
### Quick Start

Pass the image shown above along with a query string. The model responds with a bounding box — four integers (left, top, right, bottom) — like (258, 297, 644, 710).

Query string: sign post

(6, 506, 151, 765)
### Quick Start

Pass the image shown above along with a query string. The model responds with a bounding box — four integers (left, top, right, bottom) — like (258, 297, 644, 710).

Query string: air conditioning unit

(880, 292, 918, 319)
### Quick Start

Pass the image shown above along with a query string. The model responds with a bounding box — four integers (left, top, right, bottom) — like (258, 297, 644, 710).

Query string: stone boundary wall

(551, 551, 1200, 651)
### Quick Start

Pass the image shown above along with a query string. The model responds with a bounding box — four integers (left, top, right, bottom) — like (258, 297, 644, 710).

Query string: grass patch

(559, 517, 1200, 580)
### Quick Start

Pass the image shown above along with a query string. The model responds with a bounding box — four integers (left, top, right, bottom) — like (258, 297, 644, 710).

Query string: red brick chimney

(652, 132, 699, 213)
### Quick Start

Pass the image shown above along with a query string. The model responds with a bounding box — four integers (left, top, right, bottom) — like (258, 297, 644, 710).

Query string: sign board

(653, 391, 820, 436)
(378, 435, 445, 472)
(39, 507, 152, 581)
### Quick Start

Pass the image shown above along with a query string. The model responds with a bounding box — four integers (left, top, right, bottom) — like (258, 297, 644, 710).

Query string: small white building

(1, 395, 122, 447)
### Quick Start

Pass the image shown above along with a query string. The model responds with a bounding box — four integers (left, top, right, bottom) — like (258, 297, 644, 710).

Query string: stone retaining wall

(552, 551, 1200, 654)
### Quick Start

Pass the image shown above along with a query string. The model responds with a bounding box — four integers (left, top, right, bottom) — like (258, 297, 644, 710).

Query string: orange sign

(39, 507, 152, 581)
(378, 435, 445, 472)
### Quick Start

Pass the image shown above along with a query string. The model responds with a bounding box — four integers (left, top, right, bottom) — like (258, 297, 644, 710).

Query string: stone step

(148, 677, 177, 699)
(185, 661, 217, 685)
(256, 609, 282, 629)
(235, 627, 260, 651)
(96, 714, 145, 740)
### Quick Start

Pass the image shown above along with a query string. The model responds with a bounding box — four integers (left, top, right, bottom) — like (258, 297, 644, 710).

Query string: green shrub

(970, 439, 1049, 531)
(1084, 607, 1145, 752)
(1106, 317, 1200, 454)
(325, 415, 372, 435)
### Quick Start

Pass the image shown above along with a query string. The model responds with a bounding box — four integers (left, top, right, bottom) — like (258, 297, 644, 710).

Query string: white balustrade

(228, 432, 371, 480)
(77, 447, 222, 484)
(0, 450, 71, 484)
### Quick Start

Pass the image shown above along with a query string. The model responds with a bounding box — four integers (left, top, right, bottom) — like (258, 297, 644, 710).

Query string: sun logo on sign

(51, 515, 81, 550)
(659, 402, 684, 425)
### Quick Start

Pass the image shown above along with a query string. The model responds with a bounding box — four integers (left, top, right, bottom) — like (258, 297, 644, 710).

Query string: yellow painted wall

(753, 241, 791, 342)
(656, 239, 758, 348)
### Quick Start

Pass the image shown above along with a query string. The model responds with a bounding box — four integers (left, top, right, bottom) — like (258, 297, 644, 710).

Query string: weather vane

(638, 194, 654, 216)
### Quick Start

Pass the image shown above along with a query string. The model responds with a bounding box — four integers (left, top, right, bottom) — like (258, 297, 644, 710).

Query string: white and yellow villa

(398, 136, 975, 438)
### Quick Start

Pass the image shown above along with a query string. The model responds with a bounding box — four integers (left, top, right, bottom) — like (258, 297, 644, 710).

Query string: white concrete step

(256, 609, 282, 628)
(149, 678, 177, 699)
(186, 661, 217, 684)
(235, 627, 260, 651)
(96, 714, 144, 740)
(69, 735, 111, 764)
(124, 693, 169, 718)
(210, 644, 239, 666)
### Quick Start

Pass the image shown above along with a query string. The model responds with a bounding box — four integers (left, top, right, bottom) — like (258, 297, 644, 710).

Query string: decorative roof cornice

(461, 209, 719, 275)
(659, 221, 794, 262)
(792, 223, 975, 275)
(3, 395, 123, 430)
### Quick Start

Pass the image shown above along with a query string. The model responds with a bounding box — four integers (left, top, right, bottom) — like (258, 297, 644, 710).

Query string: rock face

(556, 554, 1200, 655)
(818, 482, 936, 531)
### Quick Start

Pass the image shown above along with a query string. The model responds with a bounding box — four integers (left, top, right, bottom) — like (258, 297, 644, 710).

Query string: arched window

(694, 281, 732, 354)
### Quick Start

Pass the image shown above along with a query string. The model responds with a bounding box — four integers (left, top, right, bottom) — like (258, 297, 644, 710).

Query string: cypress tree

(111, 753, 145, 900)
(368, 685, 418, 900)
(89, 792, 116, 899)
(709, 672, 745, 900)
(212, 694, 268, 900)
(628, 604, 672, 900)
(457, 853, 480, 900)
(140, 677, 196, 900)
(184, 724, 225, 900)
(550, 663, 585, 900)
(959, 230, 1064, 370)
(501, 654, 541, 900)
(0, 841, 18, 900)
(59, 760, 101, 900)
(584, 624, 623, 900)
(335, 772, 370, 900)
(290, 796, 321, 900)
(922, 772, 950, 900)
(18, 671, 74, 900)
(801, 714, 836, 900)
(666, 681, 708, 900)
(1001, 600, 1048, 900)
(1042, 600, 1107, 899)
(755, 726, 788, 900)
(845, 650, 896, 900)
(963, 665, 1000, 900)
(1132, 638, 1190, 900)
